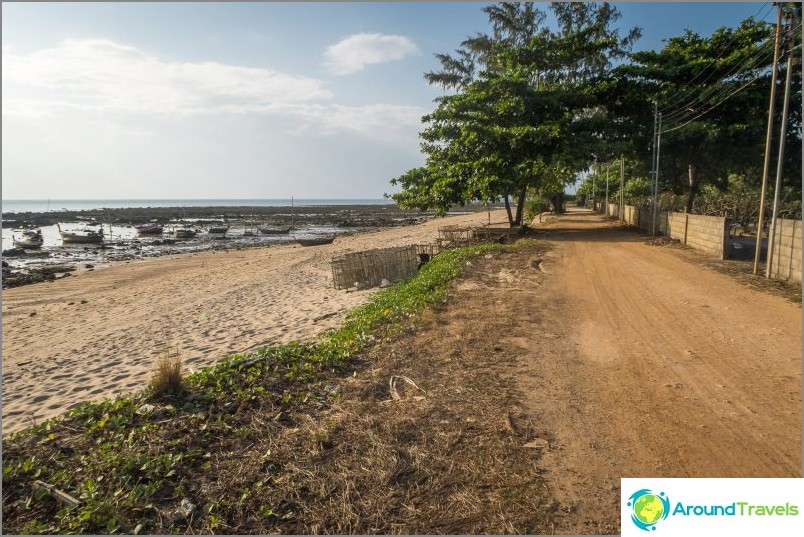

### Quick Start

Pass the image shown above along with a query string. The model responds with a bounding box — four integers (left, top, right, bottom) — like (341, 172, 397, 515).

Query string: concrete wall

(769, 218, 802, 283)
(623, 205, 654, 232)
(669, 213, 729, 259)
(622, 206, 729, 259)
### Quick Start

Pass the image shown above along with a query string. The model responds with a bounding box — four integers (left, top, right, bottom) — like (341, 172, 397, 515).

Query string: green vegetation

(391, 2, 640, 226)
(1, 240, 524, 535)
(391, 2, 801, 225)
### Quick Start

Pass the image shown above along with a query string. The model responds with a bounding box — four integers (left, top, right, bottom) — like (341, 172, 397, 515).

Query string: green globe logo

(627, 489, 670, 531)
(634, 494, 664, 524)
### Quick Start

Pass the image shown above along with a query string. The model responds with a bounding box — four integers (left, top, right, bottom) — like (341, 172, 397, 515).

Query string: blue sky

(2, 2, 773, 200)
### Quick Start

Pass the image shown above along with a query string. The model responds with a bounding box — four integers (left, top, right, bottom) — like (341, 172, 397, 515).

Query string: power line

(659, 2, 774, 110)
(660, 44, 777, 127)
(660, 18, 800, 126)
(660, 34, 776, 120)
(660, 34, 778, 122)
(661, 70, 767, 133)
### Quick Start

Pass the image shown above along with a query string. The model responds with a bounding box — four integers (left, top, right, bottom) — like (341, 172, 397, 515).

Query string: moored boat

(134, 222, 164, 235)
(173, 228, 197, 239)
(258, 226, 292, 235)
(294, 234, 335, 246)
(208, 225, 229, 235)
(58, 224, 104, 244)
(13, 229, 44, 249)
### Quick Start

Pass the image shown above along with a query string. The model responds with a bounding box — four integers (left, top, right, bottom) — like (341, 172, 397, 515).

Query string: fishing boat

(13, 229, 44, 249)
(134, 222, 163, 235)
(173, 228, 197, 239)
(58, 224, 104, 244)
(258, 226, 291, 235)
(208, 225, 229, 235)
(294, 234, 335, 246)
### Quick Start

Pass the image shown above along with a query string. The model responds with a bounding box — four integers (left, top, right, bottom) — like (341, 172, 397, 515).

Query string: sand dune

(1, 210, 508, 434)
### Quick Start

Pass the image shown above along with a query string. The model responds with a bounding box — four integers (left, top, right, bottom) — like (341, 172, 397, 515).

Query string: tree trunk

(550, 192, 565, 214)
(513, 185, 527, 226)
(504, 196, 514, 227)
(685, 163, 698, 213)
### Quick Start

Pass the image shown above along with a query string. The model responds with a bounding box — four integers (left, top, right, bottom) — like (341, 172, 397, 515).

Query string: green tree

(391, 2, 640, 226)
(609, 12, 801, 212)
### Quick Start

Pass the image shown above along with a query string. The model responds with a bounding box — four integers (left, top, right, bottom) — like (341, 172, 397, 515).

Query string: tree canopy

(391, 1, 640, 226)
(390, 2, 801, 225)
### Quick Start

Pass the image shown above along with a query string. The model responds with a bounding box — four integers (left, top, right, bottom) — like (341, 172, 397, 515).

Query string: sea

(1, 198, 393, 215)
(0, 198, 410, 272)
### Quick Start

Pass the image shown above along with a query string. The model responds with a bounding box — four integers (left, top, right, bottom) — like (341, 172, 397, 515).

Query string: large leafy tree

(390, 2, 640, 226)
(609, 13, 801, 211)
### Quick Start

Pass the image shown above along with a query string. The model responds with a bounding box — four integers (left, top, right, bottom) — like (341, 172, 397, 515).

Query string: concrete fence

(768, 218, 802, 283)
(620, 205, 729, 260)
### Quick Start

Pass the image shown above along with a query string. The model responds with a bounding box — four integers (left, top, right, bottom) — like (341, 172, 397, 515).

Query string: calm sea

(1, 199, 393, 214)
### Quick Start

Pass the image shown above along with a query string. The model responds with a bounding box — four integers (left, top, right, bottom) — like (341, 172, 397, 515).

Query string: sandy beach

(1, 209, 508, 434)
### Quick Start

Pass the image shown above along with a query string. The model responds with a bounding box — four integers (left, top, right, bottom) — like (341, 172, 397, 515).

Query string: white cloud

(315, 104, 425, 136)
(2, 38, 332, 116)
(323, 33, 418, 75)
(1, 38, 426, 143)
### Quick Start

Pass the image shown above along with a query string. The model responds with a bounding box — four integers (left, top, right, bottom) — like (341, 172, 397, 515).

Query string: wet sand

(1, 209, 508, 434)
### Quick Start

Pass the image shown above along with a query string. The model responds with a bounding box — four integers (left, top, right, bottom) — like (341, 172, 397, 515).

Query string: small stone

(380, 278, 391, 287)
(485, 254, 493, 259)
(180, 498, 196, 516)
(137, 404, 156, 415)
(523, 438, 550, 450)
(172, 498, 196, 523)
(80, 299, 88, 304)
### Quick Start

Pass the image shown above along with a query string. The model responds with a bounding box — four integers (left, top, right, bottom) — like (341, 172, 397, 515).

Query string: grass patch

(148, 346, 184, 399)
(2, 239, 537, 534)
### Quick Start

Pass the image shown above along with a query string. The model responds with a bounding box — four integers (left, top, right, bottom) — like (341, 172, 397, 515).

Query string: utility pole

(620, 155, 625, 223)
(650, 102, 658, 230)
(754, 3, 784, 274)
(652, 112, 662, 235)
(592, 157, 597, 211)
(766, 9, 796, 279)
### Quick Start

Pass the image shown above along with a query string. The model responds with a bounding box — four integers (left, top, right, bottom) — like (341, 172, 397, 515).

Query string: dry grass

(149, 345, 184, 398)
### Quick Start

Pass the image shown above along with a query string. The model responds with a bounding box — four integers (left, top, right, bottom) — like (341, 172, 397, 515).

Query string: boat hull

(13, 239, 43, 249)
(295, 235, 335, 246)
(60, 233, 103, 244)
(259, 227, 291, 235)
(135, 224, 163, 235)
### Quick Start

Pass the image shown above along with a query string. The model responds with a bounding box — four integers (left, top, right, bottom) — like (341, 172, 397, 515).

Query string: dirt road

(515, 208, 802, 533)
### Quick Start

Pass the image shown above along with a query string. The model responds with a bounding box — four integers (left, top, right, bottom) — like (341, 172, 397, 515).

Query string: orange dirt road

(518, 208, 801, 534)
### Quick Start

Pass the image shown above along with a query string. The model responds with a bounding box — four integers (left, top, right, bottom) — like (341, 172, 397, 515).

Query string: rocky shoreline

(1, 203, 494, 289)
(1, 203, 465, 229)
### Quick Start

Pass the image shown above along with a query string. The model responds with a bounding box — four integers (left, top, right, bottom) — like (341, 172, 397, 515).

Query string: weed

(149, 346, 184, 399)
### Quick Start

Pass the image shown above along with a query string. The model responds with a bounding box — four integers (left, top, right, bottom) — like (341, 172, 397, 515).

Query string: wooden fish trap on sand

(330, 243, 441, 291)
(437, 225, 512, 246)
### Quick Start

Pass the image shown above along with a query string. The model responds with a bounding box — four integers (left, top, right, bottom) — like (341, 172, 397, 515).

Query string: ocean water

(1, 198, 394, 214)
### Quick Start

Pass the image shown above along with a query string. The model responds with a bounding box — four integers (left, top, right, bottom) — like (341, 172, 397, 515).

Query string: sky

(1, 1, 775, 201)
